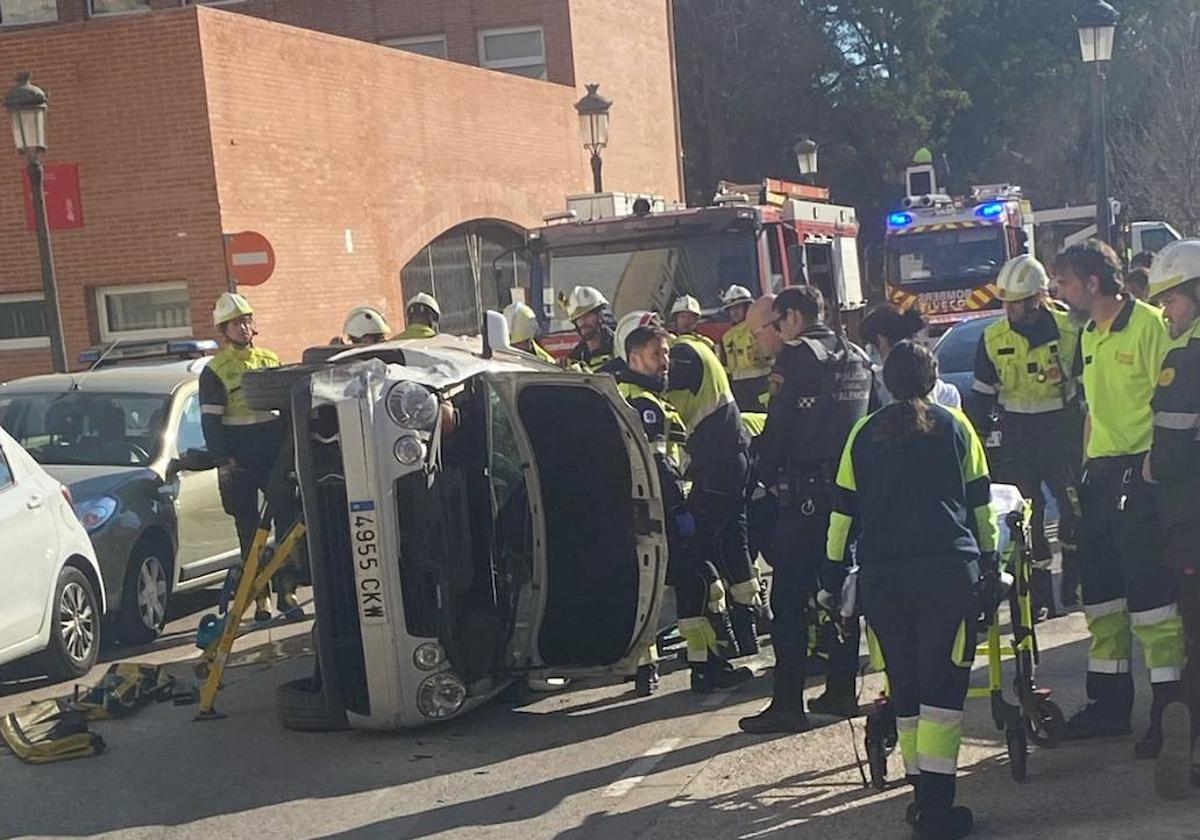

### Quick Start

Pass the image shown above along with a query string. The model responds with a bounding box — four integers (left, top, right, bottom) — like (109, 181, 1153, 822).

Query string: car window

(0, 446, 12, 490)
(176, 393, 207, 453)
(0, 391, 171, 467)
(934, 317, 996, 374)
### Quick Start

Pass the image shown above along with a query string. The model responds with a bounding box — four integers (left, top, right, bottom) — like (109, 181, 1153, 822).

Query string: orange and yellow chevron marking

(966, 283, 997, 310)
(886, 286, 920, 310)
(890, 220, 992, 236)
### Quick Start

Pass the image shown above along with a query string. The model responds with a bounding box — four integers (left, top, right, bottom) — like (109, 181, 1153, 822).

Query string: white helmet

(720, 285, 753, 308)
(670, 295, 702, 318)
(615, 310, 663, 361)
(212, 292, 253, 327)
(406, 292, 441, 318)
(1148, 239, 1200, 302)
(565, 286, 608, 322)
(343, 306, 391, 340)
(995, 255, 1049, 302)
(503, 302, 539, 344)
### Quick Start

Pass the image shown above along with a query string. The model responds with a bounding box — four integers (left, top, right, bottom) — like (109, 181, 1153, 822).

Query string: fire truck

(504, 179, 867, 356)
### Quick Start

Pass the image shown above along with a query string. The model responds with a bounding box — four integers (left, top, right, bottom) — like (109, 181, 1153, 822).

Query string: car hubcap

(59, 581, 95, 664)
(137, 556, 167, 629)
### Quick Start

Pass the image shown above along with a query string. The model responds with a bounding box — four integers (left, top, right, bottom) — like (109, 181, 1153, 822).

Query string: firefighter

(200, 293, 299, 621)
(860, 304, 960, 408)
(395, 293, 440, 339)
(564, 286, 615, 371)
(343, 306, 391, 345)
(739, 285, 874, 733)
(665, 325, 764, 674)
(823, 340, 997, 840)
(966, 255, 1084, 619)
(503, 301, 555, 363)
(1053, 240, 1186, 758)
(720, 285, 774, 412)
(1144, 240, 1200, 798)
(668, 295, 715, 350)
(613, 312, 751, 693)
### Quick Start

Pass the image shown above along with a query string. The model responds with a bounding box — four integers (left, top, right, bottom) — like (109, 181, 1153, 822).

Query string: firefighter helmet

(670, 295, 702, 317)
(720, 286, 754, 309)
(565, 286, 608, 322)
(995, 255, 1049, 302)
(503, 302, 539, 344)
(344, 306, 391, 340)
(406, 292, 441, 318)
(615, 310, 663, 361)
(212, 292, 254, 327)
(1148, 239, 1200, 302)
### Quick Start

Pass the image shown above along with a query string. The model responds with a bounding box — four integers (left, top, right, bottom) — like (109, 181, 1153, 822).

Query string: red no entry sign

(224, 231, 276, 286)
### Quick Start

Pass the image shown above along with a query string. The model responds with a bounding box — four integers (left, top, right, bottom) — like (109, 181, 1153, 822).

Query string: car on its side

(0, 427, 106, 680)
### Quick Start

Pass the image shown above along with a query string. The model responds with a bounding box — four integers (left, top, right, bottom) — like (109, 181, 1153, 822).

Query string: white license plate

(349, 500, 388, 625)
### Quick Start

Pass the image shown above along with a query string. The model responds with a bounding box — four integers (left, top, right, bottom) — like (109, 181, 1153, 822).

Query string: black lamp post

(794, 138, 818, 184)
(1077, 1, 1118, 246)
(4, 72, 66, 372)
(575, 83, 612, 194)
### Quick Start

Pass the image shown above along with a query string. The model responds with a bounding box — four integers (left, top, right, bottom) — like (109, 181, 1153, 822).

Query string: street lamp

(794, 138, 818, 182)
(4, 72, 67, 372)
(1077, 1, 1118, 246)
(575, 83, 612, 194)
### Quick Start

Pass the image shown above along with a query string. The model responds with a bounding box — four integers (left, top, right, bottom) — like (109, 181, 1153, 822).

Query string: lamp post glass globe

(794, 138, 818, 176)
(4, 71, 47, 153)
(1077, 0, 1118, 63)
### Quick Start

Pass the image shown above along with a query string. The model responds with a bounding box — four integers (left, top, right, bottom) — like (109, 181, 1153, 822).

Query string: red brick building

(0, 1, 682, 375)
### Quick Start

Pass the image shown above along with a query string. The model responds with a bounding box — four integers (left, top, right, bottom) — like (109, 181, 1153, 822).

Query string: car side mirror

(170, 448, 218, 477)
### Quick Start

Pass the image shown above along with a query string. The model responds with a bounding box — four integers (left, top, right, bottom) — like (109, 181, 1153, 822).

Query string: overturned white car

(245, 336, 668, 731)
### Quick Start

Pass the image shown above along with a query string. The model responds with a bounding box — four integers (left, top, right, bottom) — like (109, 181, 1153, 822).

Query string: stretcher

(862, 484, 1066, 787)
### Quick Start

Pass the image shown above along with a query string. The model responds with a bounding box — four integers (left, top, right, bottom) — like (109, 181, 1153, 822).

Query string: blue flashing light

(975, 201, 1005, 220)
(888, 211, 914, 228)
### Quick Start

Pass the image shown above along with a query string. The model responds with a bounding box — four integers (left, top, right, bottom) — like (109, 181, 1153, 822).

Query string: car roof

(0, 357, 207, 396)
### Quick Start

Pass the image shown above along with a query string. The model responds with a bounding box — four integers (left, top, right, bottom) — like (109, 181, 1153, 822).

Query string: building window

(89, 0, 149, 15)
(479, 26, 546, 80)
(0, 0, 57, 25)
(382, 34, 448, 60)
(0, 293, 48, 350)
(96, 282, 192, 341)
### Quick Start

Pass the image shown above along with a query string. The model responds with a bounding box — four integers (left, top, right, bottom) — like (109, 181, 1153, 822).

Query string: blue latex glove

(675, 511, 696, 539)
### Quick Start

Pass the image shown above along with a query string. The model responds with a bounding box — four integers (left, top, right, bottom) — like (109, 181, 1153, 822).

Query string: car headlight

(72, 496, 118, 532)
(393, 435, 426, 466)
(413, 641, 446, 671)
(416, 672, 467, 719)
(386, 381, 439, 430)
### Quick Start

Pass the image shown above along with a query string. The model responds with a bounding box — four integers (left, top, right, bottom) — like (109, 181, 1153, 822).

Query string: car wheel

(36, 566, 101, 682)
(242, 364, 329, 412)
(276, 677, 348, 732)
(117, 545, 170, 644)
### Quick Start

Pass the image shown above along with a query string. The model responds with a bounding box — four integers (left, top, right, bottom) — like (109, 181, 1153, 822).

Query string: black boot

(730, 604, 759, 657)
(913, 807, 974, 840)
(635, 663, 659, 698)
(1136, 682, 1181, 760)
(1059, 548, 1080, 608)
(1030, 568, 1057, 622)
(739, 654, 810, 734)
(1155, 702, 1194, 799)
(1063, 702, 1133, 741)
(691, 658, 753, 694)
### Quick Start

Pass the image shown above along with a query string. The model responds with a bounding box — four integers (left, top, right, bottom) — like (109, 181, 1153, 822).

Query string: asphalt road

(1, 583, 1196, 840)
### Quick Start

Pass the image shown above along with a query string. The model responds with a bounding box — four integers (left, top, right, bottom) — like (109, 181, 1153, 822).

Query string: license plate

(349, 500, 387, 625)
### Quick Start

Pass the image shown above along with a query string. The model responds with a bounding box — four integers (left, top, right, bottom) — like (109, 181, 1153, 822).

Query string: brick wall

(0, 11, 228, 379)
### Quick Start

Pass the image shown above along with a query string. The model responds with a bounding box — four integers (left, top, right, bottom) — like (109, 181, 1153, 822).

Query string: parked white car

(0, 427, 106, 680)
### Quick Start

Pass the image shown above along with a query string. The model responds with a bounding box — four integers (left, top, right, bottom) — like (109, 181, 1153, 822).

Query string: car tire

(116, 544, 171, 645)
(243, 364, 328, 412)
(276, 676, 348, 732)
(36, 565, 101, 682)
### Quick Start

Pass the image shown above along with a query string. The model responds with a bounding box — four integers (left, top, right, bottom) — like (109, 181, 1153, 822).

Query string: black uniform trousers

(1166, 520, 1200, 733)
(688, 451, 756, 590)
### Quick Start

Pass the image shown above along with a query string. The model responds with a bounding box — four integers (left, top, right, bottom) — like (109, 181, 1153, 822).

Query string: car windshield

(546, 231, 757, 326)
(886, 227, 1007, 286)
(934, 316, 1000, 374)
(0, 391, 170, 467)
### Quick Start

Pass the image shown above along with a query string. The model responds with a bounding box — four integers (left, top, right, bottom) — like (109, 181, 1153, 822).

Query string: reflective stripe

(971, 379, 998, 396)
(1084, 598, 1128, 619)
(201, 404, 225, 416)
(897, 716, 918, 776)
(917, 755, 958, 775)
(1088, 657, 1131, 674)
(729, 580, 760, 605)
(1153, 411, 1200, 431)
(920, 704, 964, 726)
(1129, 603, 1180, 626)
(917, 705, 963, 775)
(730, 366, 772, 381)
(1151, 666, 1184, 683)
(997, 395, 1071, 414)
(677, 617, 716, 663)
(222, 411, 279, 426)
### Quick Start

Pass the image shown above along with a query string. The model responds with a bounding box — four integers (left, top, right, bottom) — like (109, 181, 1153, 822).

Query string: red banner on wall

(22, 163, 84, 231)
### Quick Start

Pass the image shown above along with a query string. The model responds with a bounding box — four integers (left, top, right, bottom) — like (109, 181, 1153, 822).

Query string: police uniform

(969, 304, 1084, 612)
(1069, 296, 1186, 746)
(566, 326, 615, 372)
(721, 320, 774, 413)
(827, 402, 997, 821)
(751, 324, 874, 720)
(199, 344, 298, 612)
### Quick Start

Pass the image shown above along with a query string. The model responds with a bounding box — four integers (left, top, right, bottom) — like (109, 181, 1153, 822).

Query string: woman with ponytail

(823, 341, 998, 840)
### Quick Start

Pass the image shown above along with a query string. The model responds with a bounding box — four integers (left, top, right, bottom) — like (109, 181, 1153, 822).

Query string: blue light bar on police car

(888, 212, 914, 228)
(975, 201, 1005, 220)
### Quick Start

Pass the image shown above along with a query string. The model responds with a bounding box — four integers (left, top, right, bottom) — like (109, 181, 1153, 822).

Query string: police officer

(613, 312, 751, 694)
(824, 341, 997, 840)
(343, 305, 391, 345)
(668, 295, 715, 350)
(564, 286, 615, 371)
(665, 326, 764, 674)
(720, 285, 774, 412)
(1053, 240, 1186, 758)
(739, 285, 874, 734)
(503, 301, 556, 363)
(395, 293, 441, 339)
(967, 256, 1084, 618)
(200, 293, 299, 621)
(1144, 240, 1200, 798)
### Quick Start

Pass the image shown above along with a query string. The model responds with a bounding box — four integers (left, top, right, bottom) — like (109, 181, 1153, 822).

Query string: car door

(168, 391, 241, 582)
(495, 371, 668, 677)
(0, 434, 58, 654)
